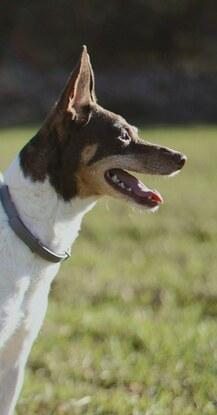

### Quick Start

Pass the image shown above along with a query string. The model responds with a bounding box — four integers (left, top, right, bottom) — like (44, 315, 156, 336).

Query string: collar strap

(0, 184, 70, 263)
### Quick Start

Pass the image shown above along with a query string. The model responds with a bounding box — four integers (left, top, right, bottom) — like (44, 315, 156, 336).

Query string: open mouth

(105, 168, 163, 209)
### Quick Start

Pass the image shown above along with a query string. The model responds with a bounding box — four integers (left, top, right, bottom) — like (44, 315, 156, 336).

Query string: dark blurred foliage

(1, 0, 216, 69)
(0, 1, 216, 124)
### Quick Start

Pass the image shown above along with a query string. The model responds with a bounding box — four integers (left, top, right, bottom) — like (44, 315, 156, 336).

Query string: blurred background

(0, 0, 217, 126)
(1, 2, 217, 414)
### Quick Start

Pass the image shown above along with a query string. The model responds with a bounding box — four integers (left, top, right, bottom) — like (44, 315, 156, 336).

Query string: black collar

(0, 184, 70, 263)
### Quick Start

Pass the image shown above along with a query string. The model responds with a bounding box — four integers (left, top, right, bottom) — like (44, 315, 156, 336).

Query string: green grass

(1, 126, 217, 415)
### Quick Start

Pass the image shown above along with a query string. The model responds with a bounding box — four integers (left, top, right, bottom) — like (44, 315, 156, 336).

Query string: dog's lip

(104, 168, 163, 209)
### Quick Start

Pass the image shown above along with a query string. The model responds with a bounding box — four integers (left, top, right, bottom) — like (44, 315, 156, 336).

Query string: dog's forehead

(87, 106, 138, 140)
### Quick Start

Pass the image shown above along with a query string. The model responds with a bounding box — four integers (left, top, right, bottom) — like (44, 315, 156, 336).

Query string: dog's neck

(4, 157, 96, 257)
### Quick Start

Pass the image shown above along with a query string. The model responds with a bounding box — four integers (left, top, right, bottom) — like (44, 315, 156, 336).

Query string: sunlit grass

(1, 126, 217, 415)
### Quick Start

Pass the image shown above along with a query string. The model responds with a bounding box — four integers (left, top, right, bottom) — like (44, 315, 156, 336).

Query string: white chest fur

(0, 157, 96, 415)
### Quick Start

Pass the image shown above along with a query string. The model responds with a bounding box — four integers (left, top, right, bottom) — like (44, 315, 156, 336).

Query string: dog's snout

(173, 153, 187, 169)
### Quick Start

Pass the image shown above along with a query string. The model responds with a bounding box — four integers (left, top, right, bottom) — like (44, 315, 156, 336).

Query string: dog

(0, 46, 186, 414)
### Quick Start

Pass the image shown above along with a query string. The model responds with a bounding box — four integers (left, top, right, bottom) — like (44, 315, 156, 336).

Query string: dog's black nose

(174, 153, 187, 169)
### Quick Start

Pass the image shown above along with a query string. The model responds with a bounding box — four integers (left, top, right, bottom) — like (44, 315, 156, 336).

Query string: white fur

(0, 157, 96, 415)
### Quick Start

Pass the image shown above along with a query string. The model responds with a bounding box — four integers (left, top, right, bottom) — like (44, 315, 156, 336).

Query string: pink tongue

(110, 169, 163, 203)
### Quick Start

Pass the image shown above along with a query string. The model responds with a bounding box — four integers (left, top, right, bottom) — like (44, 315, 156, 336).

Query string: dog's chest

(17, 268, 58, 344)
(0, 215, 59, 350)
(0, 194, 58, 347)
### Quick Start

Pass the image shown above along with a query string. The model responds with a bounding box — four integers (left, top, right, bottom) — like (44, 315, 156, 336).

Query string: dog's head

(21, 46, 186, 210)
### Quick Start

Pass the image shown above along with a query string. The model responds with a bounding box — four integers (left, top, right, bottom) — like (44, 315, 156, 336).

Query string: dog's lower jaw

(0, 157, 96, 415)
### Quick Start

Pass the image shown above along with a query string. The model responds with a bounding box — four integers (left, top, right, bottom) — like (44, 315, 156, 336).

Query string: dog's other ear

(57, 45, 96, 125)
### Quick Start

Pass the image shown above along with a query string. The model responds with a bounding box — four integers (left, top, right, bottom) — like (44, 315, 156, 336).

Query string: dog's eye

(119, 130, 131, 145)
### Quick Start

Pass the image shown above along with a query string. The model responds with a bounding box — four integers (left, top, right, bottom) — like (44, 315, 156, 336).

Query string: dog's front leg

(0, 326, 28, 415)
(0, 281, 51, 414)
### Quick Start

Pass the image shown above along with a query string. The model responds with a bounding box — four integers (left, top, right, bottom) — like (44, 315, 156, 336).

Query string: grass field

(1, 126, 217, 415)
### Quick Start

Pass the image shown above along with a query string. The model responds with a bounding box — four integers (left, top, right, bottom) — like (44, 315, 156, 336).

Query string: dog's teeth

(110, 174, 131, 191)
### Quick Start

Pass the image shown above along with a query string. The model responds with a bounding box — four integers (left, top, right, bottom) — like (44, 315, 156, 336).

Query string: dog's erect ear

(57, 45, 96, 125)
